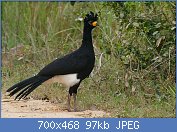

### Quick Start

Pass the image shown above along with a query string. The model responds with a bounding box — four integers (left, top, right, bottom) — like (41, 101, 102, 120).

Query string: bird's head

(84, 11, 98, 29)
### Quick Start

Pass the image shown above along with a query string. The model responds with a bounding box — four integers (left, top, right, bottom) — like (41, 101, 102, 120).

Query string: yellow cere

(92, 21, 97, 26)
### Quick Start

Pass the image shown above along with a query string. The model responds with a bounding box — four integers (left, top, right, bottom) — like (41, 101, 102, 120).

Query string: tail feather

(7, 76, 37, 93)
(15, 79, 42, 100)
(9, 81, 34, 97)
(15, 83, 34, 100)
(16, 78, 45, 100)
(6, 75, 50, 100)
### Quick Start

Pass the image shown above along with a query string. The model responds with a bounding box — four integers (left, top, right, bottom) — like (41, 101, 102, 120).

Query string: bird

(6, 11, 98, 112)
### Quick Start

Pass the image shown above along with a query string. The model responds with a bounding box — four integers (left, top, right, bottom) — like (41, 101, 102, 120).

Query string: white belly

(45, 74, 80, 87)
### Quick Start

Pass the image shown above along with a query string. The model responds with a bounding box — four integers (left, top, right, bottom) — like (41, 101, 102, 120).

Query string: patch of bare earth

(1, 97, 109, 118)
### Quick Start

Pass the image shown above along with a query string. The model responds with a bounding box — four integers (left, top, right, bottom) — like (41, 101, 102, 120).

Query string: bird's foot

(67, 108, 71, 112)
(74, 108, 77, 112)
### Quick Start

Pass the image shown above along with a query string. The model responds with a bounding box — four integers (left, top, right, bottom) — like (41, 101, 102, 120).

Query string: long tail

(6, 75, 50, 100)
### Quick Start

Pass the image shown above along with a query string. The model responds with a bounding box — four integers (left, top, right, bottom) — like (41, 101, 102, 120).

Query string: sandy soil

(1, 97, 109, 118)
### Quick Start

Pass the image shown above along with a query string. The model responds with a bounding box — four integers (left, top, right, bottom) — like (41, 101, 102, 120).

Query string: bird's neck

(82, 26, 93, 47)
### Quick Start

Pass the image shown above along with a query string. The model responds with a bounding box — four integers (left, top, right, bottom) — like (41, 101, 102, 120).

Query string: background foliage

(2, 2, 176, 117)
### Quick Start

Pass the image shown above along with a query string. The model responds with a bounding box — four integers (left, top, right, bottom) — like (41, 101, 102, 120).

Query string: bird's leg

(73, 93, 77, 112)
(67, 93, 71, 112)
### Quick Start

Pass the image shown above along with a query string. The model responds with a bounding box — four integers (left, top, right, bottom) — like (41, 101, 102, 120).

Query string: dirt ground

(1, 96, 109, 118)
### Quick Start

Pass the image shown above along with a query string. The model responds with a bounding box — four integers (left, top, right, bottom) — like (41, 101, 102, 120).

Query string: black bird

(6, 11, 98, 112)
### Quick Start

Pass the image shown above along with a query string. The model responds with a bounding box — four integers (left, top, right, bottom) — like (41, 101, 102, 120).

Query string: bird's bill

(91, 21, 97, 27)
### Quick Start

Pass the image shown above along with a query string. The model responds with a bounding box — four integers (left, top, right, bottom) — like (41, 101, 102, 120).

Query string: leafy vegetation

(2, 2, 176, 117)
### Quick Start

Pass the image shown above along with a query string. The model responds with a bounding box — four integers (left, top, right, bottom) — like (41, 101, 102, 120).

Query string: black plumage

(6, 11, 98, 112)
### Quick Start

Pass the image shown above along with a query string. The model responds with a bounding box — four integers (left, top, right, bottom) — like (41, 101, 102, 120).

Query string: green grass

(2, 2, 176, 118)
